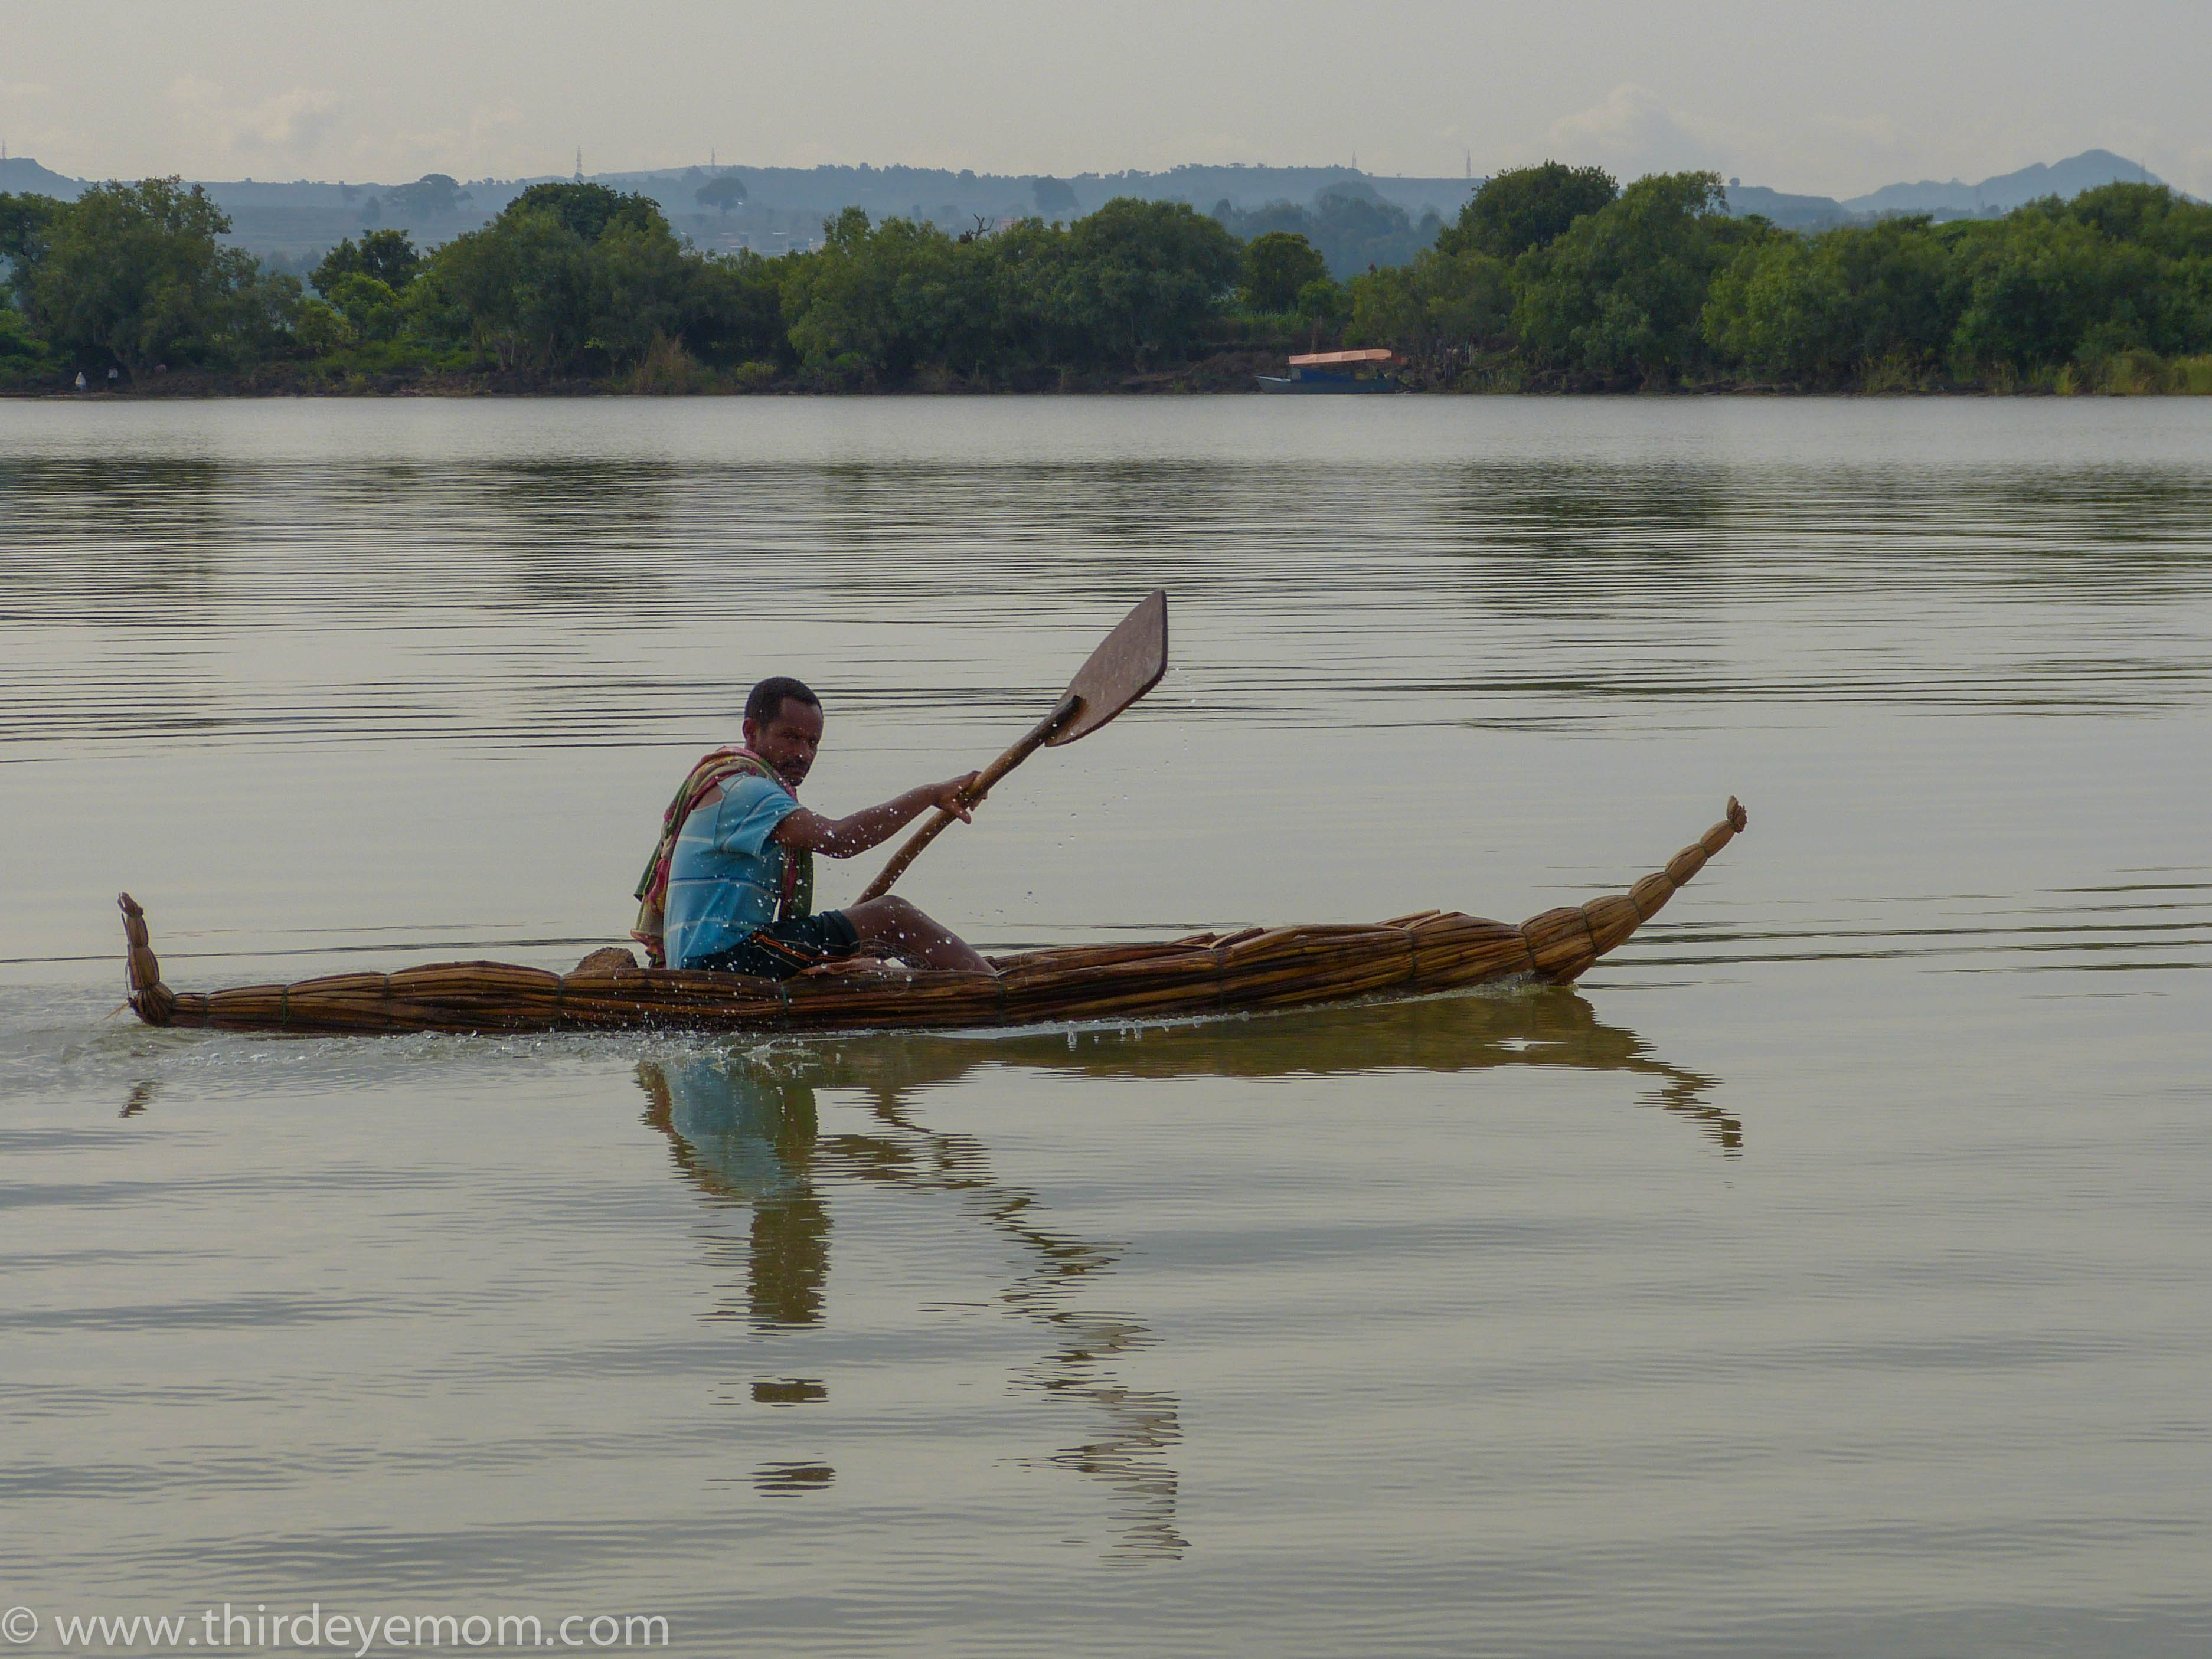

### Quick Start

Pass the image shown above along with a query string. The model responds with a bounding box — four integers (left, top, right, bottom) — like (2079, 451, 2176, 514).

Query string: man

(646, 676, 994, 978)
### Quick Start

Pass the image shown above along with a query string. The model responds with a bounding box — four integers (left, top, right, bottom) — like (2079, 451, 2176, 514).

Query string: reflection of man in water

(660, 677, 993, 977)
(639, 1057, 829, 1327)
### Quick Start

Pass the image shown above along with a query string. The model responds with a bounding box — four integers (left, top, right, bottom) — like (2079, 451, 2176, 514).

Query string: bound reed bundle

(118, 894, 175, 1025)
(122, 798, 1746, 1039)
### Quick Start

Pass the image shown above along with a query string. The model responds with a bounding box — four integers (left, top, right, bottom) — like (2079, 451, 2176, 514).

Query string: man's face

(743, 698, 825, 788)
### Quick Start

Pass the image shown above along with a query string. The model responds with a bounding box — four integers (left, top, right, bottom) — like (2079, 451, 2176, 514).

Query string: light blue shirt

(663, 773, 805, 970)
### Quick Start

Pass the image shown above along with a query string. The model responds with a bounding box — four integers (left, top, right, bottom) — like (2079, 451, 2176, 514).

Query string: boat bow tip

(118, 892, 178, 1025)
(1520, 796, 1750, 983)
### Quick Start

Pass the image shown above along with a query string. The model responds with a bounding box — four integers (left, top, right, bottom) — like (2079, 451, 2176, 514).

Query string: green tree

(2065, 182, 2212, 260)
(414, 184, 698, 373)
(1241, 231, 1326, 312)
(1703, 216, 1953, 384)
(977, 215, 1079, 369)
(2061, 184, 2212, 359)
(780, 209, 1008, 381)
(694, 174, 749, 215)
(1422, 249, 1514, 342)
(0, 191, 63, 263)
(684, 250, 790, 365)
(583, 217, 698, 362)
(1443, 161, 1618, 260)
(1511, 171, 1749, 382)
(0, 192, 64, 381)
(0, 295, 57, 379)
(422, 207, 594, 371)
(1053, 198, 1241, 367)
(321, 271, 407, 342)
(1942, 208, 2151, 375)
(505, 182, 664, 242)
(10, 177, 299, 376)
(292, 298, 351, 356)
(780, 208, 911, 377)
(1294, 276, 1348, 349)
(312, 229, 420, 294)
(776, 198, 1264, 382)
(1347, 247, 1512, 351)
(1697, 187, 2212, 388)
(1701, 233, 1848, 381)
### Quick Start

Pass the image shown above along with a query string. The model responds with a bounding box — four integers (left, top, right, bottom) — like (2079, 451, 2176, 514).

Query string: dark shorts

(686, 911, 860, 981)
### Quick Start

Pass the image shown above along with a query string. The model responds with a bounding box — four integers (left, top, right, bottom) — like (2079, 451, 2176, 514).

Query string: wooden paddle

(857, 590, 1169, 902)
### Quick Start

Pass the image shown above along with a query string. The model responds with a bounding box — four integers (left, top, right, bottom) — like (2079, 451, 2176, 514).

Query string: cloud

(1543, 84, 1744, 178)
(167, 77, 342, 162)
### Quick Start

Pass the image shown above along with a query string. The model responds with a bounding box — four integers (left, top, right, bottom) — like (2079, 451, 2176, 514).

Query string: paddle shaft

(856, 691, 1082, 903)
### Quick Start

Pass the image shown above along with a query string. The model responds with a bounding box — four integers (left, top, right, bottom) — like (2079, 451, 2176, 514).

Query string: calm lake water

(4, 397, 2210, 1658)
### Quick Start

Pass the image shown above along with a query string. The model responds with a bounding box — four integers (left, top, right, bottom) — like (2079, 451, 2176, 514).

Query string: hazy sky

(6, 0, 2207, 197)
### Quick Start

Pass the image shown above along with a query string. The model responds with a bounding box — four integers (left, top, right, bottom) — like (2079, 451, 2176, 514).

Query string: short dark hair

(744, 676, 822, 726)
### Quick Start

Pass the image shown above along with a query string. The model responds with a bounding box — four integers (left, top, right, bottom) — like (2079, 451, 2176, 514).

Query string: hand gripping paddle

(857, 590, 1169, 902)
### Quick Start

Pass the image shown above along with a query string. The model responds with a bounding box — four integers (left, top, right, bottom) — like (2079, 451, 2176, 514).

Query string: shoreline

(11, 352, 2207, 401)
(11, 346, 2212, 401)
(8, 382, 2200, 400)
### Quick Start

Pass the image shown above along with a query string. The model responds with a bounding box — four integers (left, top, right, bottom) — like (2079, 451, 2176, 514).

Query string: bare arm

(772, 773, 982, 859)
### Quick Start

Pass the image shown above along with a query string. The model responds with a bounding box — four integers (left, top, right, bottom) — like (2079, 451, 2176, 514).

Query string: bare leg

(840, 895, 994, 974)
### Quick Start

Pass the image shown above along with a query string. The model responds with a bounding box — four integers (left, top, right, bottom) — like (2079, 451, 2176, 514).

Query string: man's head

(741, 676, 824, 788)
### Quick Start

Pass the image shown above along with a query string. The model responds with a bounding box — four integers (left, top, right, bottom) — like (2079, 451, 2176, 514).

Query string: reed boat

(116, 799, 1746, 1039)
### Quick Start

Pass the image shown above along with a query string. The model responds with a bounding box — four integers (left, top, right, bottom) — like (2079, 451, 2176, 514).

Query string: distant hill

(0, 156, 87, 200)
(1718, 149, 2173, 230)
(0, 149, 2184, 264)
(1842, 148, 2163, 216)
(0, 157, 1475, 262)
(1719, 184, 1855, 230)
(594, 161, 1473, 217)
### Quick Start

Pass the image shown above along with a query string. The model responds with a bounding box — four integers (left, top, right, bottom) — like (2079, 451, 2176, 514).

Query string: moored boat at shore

(1257, 348, 1397, 392)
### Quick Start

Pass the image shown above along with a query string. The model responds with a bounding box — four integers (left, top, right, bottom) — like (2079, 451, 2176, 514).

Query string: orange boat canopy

(1286, 348, 1394, 367)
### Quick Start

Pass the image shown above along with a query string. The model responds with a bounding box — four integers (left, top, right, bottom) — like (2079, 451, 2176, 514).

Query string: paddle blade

(1047, 590, 1168, 746)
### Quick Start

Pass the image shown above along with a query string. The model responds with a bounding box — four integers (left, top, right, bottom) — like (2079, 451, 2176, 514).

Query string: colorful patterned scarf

(631, 747, 813, 967)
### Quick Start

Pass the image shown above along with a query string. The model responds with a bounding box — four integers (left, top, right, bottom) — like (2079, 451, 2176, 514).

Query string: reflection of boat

(117, 800, 1747, 1038)
(815, 983, 1740, 1152)
(641, 1048, 1192, 1557)
(637, 984, 1730, 1557)
(1257, 348, 1397, 392)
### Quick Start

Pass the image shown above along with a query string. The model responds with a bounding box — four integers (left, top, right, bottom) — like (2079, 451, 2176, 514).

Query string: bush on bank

(4, 168, 2211, 394)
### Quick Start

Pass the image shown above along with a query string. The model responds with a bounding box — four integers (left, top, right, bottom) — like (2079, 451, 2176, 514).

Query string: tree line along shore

(4, 164, 2211, 395)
